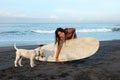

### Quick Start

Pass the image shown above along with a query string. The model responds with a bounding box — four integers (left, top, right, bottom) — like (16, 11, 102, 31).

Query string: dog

(14, 44, 44, 68)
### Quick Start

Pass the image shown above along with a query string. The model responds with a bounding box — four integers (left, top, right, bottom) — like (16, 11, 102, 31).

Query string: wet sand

(0, 40, 120, 80)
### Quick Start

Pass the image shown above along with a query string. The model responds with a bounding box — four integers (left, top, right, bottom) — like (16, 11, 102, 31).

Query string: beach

(0, 40, 120, 80)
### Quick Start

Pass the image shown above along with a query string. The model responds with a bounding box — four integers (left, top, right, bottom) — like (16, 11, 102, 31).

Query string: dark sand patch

(0, 40, 120, 80)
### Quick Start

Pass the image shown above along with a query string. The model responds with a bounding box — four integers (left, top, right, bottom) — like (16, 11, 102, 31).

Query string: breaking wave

(1, 27, 120, 35)
(31, 28, 120, 33)
(31, 30, 55, 33)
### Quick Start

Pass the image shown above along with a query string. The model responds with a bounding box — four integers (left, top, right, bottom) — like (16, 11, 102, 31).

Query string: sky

(0, 0, 120, 23)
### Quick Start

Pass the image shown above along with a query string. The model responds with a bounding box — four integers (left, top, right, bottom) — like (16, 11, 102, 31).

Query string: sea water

(0, 23, 120, 47)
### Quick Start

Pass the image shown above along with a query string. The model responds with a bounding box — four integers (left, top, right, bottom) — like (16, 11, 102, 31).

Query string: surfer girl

(55, 27, 77, 62)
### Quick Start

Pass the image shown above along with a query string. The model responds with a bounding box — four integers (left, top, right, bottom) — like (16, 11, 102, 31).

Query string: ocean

(0, 23, 120, 47)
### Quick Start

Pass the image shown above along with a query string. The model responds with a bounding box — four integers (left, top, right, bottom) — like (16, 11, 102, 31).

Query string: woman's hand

(56, 57, 59, 62)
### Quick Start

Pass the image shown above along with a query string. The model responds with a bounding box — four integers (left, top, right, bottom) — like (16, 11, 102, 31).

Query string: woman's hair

(55, 27, 66, 44)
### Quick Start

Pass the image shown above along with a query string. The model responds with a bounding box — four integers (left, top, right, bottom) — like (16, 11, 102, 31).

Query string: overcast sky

(0, 0, 120, 23)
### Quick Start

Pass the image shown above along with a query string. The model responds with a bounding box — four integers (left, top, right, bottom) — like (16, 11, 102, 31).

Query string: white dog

(14, 44, 43, 68)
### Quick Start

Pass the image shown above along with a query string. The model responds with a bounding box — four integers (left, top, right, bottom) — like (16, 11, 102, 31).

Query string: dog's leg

(18, 57, 23, 67)
(14, 54, 20, 67)
(30, 58, 35, 67)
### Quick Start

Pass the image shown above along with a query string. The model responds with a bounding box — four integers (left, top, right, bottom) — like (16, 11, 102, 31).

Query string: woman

(55, 27, 77, 62)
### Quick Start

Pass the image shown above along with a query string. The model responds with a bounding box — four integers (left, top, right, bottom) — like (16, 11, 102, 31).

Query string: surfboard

(37, 37, 99, 62)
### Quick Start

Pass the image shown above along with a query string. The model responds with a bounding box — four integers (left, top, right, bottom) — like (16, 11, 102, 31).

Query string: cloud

(50, 15, 58, 19)
(0, 11, 31, 18)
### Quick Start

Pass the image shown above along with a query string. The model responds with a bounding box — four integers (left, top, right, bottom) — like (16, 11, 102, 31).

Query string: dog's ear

(34, 50, 40, 56)
(39, 44, 44, 47)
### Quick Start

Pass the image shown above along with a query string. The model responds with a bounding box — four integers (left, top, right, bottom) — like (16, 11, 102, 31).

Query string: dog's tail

(14, 43, 18, 50)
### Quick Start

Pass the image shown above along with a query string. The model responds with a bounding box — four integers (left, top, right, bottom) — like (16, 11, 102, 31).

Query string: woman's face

(57, 31, 65, 40)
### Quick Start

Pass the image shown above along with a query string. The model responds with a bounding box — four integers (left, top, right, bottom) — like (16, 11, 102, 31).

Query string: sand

(0, 40, 120, 80)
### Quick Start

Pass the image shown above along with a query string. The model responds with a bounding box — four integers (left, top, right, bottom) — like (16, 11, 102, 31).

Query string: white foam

(31, 28, 112, 34)
(76, 28, 112, 32)
(31, 30, 55, 33)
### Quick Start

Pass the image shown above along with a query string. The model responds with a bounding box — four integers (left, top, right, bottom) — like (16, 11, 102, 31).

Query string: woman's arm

(65, 28, 75, 33)
(56, 40, 63, 62)
(65, 28, 77, 39)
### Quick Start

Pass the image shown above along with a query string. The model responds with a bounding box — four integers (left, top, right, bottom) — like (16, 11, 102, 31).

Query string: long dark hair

(55, 27, 66, 44)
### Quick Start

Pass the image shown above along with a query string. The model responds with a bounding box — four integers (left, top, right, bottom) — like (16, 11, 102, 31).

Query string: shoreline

(0, 39, 119, 48)
(0, 40, 120, 80)
(0, 39, 120, 47)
